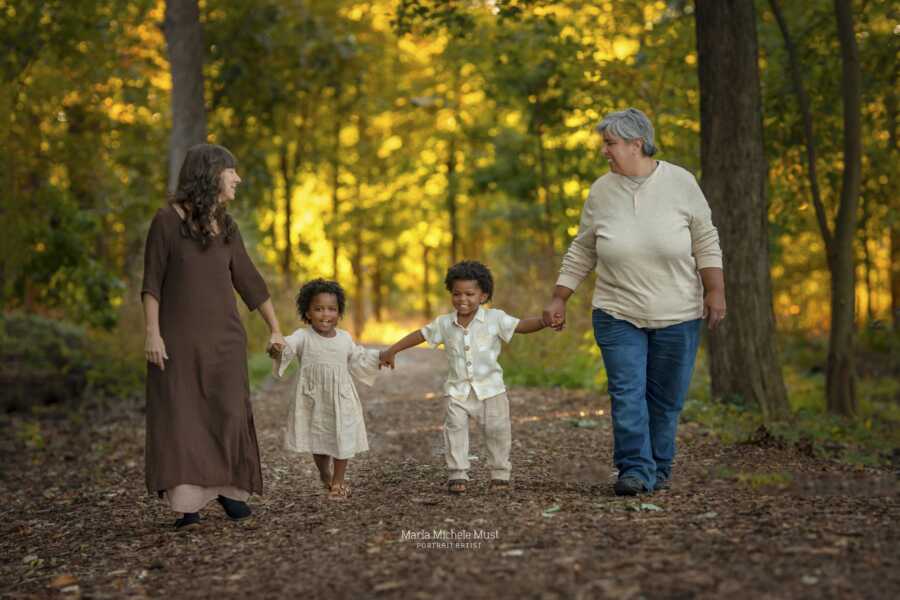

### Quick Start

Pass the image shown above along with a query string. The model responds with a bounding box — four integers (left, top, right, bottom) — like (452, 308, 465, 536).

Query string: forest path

(2, 347, 898, 599)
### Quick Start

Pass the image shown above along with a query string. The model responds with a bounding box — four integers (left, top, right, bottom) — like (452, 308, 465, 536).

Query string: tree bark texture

(826, 0, 862, 416)
(163, 0, 207, 193)
(695, 0, 789, 419)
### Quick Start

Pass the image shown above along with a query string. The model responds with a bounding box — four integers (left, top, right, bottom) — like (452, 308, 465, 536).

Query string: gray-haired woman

(543, 108, 726, 496)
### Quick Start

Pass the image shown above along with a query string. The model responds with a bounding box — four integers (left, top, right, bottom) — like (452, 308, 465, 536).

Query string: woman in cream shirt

(544, 108, 726, 496)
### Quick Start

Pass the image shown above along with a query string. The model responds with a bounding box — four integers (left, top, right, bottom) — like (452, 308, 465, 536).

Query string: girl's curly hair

(296, 279, 346, 323)
(444, 260, 494, 301)
(170, 143, 238, 248)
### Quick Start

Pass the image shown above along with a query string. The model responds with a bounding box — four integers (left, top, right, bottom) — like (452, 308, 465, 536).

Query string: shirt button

(464, 345, 470, 351)
(466, 361, 472, 367)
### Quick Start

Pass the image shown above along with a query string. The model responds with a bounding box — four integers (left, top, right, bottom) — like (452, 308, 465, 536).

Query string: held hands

(145, 332, 169, 370)
(267, 332, 287, 359)
(703, 289, 727, 331)
(378, 349, 396, 370)
(542, 297, 567, 331)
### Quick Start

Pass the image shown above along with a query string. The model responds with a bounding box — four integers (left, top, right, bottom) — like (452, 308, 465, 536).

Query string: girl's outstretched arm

(515, 316, 548, 334)
(379, 330, 426, 369)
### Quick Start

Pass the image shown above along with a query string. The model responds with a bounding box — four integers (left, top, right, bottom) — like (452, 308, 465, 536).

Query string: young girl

(271, 279, 380, 499)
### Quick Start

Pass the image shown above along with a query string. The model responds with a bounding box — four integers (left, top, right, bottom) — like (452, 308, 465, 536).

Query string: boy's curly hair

(296, 279, 346, 323)
(444, 260, 494, 301)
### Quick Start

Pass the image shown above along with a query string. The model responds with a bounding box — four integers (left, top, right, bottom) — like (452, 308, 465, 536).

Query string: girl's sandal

(448, 479, 467, 495)
(328, 483, 351, 500)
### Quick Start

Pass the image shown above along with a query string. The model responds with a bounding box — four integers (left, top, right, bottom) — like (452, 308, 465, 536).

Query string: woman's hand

(267, 332, 286, 358)
(145, 332, 169, 370)
(542, 297, 567, 331)
(704, 288, 727, 330)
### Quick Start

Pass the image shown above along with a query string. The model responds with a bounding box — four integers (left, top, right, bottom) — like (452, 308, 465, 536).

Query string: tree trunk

(860, 195, 875, 323)
(447, 138, 459, 265)
(352, 217, 365, 339)
(280, 144, 294, 275)
(164, 0, 206, 193)
(372, 257, 383, 322)
(695, 0, 789, 420)
(330, 89, 342, 279)
(885, 71, 899, 330)
(826, 0, 862, 416)
(423, 244, 431, 319)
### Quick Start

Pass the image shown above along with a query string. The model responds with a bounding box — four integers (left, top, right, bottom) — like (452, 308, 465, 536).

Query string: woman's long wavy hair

(170, 143, 238, 247)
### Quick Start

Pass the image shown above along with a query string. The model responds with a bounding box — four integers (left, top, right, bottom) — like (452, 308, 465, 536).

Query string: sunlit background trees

(2, 0, 897, 451)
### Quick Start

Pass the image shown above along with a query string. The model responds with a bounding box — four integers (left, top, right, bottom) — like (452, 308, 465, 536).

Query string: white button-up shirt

(421, 306, 520, 401)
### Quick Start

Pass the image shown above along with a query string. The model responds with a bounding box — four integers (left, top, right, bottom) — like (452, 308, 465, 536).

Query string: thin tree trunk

(352, 211, 365, 339)
(886, 72, 899, 330)
(423, 244, 431, 319)
(372, 257, 383, 322)
(827, 0, 862, 416)
(535, 123, 555, 253)
(447, 137, 459, 264)
(164, 0, 206, 193)
(768, 0, 833, 254)
(695, 0, 789, 420)
(280, 144, 294, 275)
(331, 113, 341, 279)
(860, 195, 875, 323)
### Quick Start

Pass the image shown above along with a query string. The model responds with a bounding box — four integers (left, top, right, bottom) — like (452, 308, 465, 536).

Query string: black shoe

(174, 512, 200, 528)
(217, 495, 252, 519)
(614, 476, 649, 496)
(655, 472, 671, 491)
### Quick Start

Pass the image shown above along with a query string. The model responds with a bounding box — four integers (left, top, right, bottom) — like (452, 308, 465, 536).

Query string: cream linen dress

(276, 327, 380, 459)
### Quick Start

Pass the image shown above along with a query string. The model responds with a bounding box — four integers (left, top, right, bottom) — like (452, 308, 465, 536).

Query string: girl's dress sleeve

(348, 340, 380, 387)
(275, 329, 306, 378)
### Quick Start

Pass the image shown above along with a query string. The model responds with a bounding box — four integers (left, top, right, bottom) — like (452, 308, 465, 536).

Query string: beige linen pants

(443, 390, 511, 481)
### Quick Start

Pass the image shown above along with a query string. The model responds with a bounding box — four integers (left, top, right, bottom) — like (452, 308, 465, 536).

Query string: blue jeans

(592, 309, 701, 490)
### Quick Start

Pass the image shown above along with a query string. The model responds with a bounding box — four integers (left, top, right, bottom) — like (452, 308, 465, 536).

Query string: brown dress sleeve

(141, 209, 168, 302)
(230, 224, 270, 311)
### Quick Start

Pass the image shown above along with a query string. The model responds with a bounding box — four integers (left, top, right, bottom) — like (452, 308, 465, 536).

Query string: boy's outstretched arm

(379, 330, 426, 369)
(515, 316, 548, 334)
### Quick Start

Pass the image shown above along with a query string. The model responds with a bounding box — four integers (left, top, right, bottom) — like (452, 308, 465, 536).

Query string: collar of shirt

(451, 305, 486, 329)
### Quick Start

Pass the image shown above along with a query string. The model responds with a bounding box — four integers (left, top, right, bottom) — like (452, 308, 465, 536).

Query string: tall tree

(164, 0, 207, 193)
(825, 0, 862, 415)
(695, 0, 789, 419)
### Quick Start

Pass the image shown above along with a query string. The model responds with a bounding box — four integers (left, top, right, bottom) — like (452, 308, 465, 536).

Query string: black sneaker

(655, 472, 671, 491)
(174, 512, 200, 528)
(217, 495, 252, 520)
(614, 476, 649, 496)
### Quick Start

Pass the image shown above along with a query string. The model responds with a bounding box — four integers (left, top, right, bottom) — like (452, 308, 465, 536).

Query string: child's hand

(379, 350, 396, 370)
(267, 344, 284, 359)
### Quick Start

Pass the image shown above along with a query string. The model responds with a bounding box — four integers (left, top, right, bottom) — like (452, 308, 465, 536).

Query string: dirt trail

(2, 347, 898, 599)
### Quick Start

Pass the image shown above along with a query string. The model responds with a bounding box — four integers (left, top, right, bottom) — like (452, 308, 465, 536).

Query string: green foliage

(0, 312, 144, 411)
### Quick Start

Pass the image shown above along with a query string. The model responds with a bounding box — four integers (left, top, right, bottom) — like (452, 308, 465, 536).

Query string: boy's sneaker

(614, 476, 649, 496)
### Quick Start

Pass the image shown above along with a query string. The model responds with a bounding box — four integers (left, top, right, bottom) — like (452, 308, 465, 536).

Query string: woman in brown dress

(141, 143, 285, 528)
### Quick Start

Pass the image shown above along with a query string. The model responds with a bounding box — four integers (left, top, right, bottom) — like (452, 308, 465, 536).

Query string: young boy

(379, 261, 547, 494)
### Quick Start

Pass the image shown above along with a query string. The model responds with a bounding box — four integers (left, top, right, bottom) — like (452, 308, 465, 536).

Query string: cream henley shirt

(556, 160, 723, 329)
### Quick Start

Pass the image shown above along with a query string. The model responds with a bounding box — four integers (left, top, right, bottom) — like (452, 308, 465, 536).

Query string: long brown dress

(141, 205, 268, 498)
